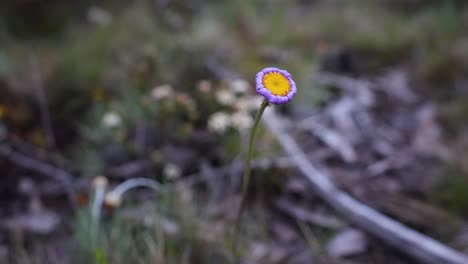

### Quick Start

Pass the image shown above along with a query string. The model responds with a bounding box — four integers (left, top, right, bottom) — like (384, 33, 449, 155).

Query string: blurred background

(1, 0, 468, 263)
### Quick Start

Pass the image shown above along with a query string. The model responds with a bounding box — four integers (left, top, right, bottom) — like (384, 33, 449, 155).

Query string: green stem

(232, 98, 269, 255)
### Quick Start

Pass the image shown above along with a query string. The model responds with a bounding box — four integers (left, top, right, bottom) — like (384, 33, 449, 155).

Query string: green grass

(433, 166, 468, 218)
(75, 186, 228, 264)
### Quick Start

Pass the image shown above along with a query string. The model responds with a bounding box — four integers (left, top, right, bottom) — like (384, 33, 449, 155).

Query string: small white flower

(87, 6, 112, 26)
(104, 192, 121, 208)
(208, 112, 231, 133)
(151, 84, 174, 100)
(92, 175, 108, 189)
(197, 80, 212, 93)
(231, 111, 253, 131)
(102, 112, 121, 128)
(163, 163, 182, 180)
(230, 79, 250, 94)
(215, 89, 235, 106)
(234, 96, 263, 111)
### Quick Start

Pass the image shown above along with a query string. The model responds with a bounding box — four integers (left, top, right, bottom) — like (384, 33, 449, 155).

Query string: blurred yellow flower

(91, 88, 107, 102)
(0, 105, 6, 119)
(29, 130, 47, 148)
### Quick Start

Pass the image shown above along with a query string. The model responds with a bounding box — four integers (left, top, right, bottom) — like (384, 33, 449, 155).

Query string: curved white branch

(110, 178, 161, 198)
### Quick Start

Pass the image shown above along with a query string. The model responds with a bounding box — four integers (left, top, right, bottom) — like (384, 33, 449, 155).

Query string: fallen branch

(0, 145, 77, 209)
(262, 109, 468, 264)
(107, 159, 151, 178)
(275, 198, 343, 230)
(177, 150, 332, 188)
(299, 119, 357, 163)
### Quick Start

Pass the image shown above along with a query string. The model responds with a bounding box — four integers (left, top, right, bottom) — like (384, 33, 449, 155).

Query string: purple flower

(255, 67, 297, 105)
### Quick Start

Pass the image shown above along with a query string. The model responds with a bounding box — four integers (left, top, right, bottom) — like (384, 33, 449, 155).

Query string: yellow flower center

(262, 72, 291, 96)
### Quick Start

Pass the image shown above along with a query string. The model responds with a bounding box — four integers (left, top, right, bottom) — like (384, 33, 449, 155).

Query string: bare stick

(262, 109, 468, 264)
(107, 159, 150, 178)
(29, 51, 56, 150)
(1, 145, 76, 209)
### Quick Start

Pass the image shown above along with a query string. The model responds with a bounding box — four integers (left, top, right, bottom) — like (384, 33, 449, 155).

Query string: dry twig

(0, 145, 76, 209)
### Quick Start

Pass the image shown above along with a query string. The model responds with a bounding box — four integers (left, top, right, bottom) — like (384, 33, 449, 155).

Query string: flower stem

(232, 98, 269, 254)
